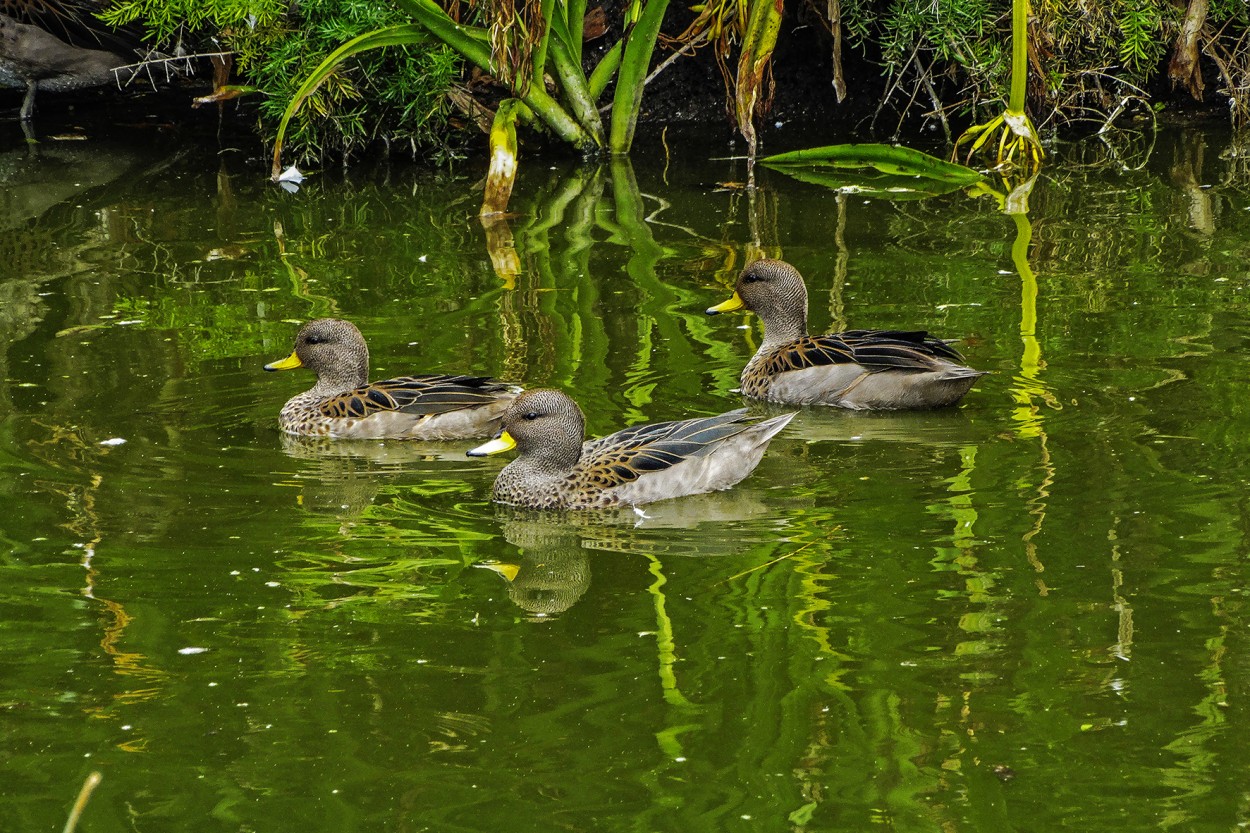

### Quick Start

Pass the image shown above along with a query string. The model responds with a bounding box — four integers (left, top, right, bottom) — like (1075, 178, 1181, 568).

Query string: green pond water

(3, 124, 1250, 832)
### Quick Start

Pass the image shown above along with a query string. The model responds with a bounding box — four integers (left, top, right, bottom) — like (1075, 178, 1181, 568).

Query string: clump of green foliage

(838, 0, 1250, 134)
(101, 0, 462, 162)
(100, 0, 1250, 169)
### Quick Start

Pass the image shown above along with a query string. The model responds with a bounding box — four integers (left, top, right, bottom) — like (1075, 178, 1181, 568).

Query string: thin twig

(871, 41, 920, 133)
(717, 538, 828, 585)
(645, 31, 709, 87)
(63, 771, 102, 833)
(113, 50, 233, 71)
(919, 57, 951, 143)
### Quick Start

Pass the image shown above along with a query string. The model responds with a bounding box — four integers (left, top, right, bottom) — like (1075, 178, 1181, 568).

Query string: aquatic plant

(667, 0, 783, 159)
(760, 143, 984, 199)
(96, 0, 1250, 170)
(267, 0, 673, 169)
(952, 0, 1044, 173)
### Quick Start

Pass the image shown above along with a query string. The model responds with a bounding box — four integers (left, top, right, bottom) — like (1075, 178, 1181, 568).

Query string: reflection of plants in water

(24, 422, 169, 723)
(487, 157, 727, 415)
(974, 176, 1059, 591)
(1053, 72, 1157, 172)
(276, 542, 468, 612)
(641, 552, 698, 709)
(274, 468, 492, 612)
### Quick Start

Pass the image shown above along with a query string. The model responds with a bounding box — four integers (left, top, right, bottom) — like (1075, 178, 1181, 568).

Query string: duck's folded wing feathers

(319, 375, 513, 419)
(580, 410, 753, 483)
(764, 331, 967, 374)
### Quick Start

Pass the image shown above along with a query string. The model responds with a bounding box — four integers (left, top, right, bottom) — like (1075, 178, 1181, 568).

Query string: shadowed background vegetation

(17, 0, 1237, 163)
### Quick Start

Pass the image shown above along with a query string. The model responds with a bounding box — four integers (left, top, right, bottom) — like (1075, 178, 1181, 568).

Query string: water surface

(2, 124, 1250, 831)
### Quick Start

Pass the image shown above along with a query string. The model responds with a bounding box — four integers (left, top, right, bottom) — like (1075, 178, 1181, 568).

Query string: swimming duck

(264, 318, 519, 440)
(706, 259, 985, 409)
(467, 388, 794, 509)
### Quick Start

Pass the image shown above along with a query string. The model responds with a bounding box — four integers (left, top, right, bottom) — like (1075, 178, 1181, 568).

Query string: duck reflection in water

(278, 432, 500, 529)
(476, 515, 592, 619)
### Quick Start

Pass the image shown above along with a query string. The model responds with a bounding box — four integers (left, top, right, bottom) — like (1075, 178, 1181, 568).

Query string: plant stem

(481, 98, 528, 216)
(549, 34, 605, 142)
(609, 0, 671, 153)
(63, 772, 102, 833)
(565, 0, 587, 67)
(1009, 0, 1028, 113)
(531, 0, 555, 93)
(587, 40, 623, 100)
(394, 0, 595, 149)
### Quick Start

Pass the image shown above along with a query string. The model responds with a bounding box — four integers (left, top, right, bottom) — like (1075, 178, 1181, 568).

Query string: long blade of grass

(765, 166, 973, 199)
(565, 0, 588, 66)
(587, 40, 623, 100)
(609, 0, 671, 153)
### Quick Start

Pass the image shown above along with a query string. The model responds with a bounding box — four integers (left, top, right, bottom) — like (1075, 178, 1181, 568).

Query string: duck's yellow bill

(264, 351, 303, 371)
(706, 292, 745, 314)
(474, 561, 521, 582)
(467, 431, 516, 457)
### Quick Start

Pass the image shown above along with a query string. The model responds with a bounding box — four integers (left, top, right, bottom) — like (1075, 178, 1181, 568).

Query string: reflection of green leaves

(763, 144, 984, 183)
(765, 167, 972, 200)
(278, 548, 462, 611)
(761, 143, 983, 198)
(278, 482, 491, 614)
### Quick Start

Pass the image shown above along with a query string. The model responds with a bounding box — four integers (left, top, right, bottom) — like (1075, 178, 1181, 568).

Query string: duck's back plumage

(575, 409, 791, 506)
(745, 329, 984, 409)
(284, 374, 518, 439)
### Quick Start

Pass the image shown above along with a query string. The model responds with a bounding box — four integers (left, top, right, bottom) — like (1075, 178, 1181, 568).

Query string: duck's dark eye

(742, 273, 763, 284)
(304, 335, 325, 345)
(522, 411, 541, 421)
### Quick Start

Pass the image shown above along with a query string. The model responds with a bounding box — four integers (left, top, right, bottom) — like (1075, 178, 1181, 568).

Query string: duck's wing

(578, 410, 756, 484)
(318, 375, 515, 419)
(763, 330, 967, 374)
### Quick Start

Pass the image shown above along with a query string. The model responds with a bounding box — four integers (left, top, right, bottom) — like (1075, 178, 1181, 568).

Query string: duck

(0, 13, 127, 120)
(264, 318, 519, 440)
(466, 388, 794, 510)
(706, 259, 985, 410)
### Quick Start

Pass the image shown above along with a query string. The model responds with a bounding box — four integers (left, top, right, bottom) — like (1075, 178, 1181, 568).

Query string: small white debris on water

(179, 647, 208, 655)
(99, 437, 126, 447)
